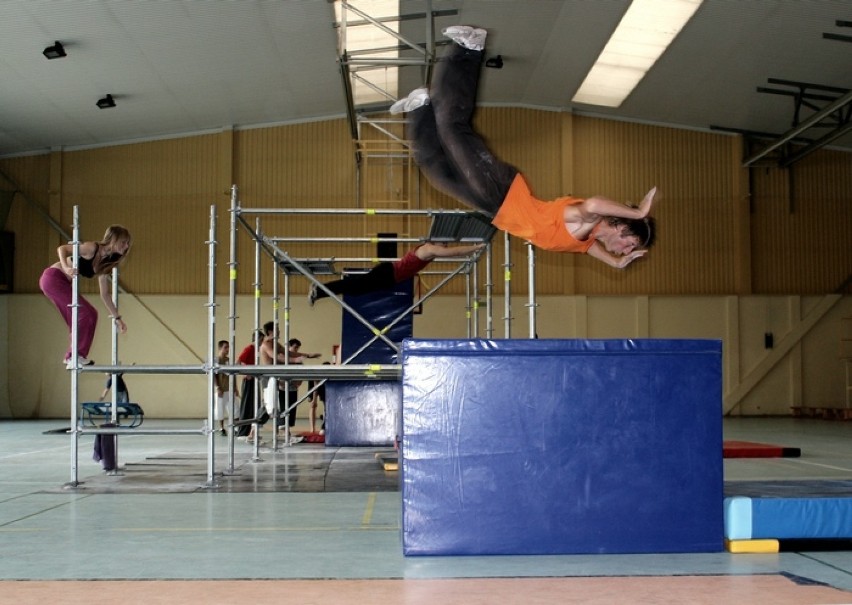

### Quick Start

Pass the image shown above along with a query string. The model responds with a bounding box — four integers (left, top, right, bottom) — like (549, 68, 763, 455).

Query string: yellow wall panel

(2, 111, 851, 298)
(752, 150, 852, 294)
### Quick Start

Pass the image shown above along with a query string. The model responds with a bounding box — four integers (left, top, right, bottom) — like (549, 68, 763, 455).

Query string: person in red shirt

(308, 242, 483, 305)
(236, 330, 265, 439)
(392, 26, 656, 269)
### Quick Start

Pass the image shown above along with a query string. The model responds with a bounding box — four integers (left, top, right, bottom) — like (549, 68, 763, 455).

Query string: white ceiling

(0, 0, 850, 159)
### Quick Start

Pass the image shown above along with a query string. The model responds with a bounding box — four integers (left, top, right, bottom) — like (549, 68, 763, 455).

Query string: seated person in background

(99, 372, 129, 404)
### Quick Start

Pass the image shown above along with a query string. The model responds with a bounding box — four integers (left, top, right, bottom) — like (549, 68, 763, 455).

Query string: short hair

(606, 215, 656, 249)
(217, 340, 228, 348)
(288, 338, 302, 347)
(263, 321, 275, 335)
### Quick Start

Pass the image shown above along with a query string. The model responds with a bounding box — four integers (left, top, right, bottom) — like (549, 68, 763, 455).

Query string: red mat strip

(723, 440, 801, 458)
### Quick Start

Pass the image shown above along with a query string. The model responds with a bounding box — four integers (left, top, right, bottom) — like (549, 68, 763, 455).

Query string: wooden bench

(81, 402, 145, 427)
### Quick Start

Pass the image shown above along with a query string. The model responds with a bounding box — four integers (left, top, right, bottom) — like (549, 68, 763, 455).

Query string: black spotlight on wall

(43, 41, 67, 60)
(485, 55, 503, 69)
(96, 94, 116, 109)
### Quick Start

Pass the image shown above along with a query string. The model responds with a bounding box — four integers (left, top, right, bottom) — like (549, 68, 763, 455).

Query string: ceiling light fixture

(572, 0, 704, 108)
(42, 41, 66, 60)
(96, 94, 116, 109)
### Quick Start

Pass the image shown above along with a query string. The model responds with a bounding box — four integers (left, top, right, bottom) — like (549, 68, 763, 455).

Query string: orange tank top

(492, 174, 595, 253)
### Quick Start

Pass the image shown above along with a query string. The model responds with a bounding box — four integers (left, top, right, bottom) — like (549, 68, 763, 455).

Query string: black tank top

(77, 244, 98, 278)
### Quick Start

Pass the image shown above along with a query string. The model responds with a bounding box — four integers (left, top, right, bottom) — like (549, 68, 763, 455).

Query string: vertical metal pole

(68, 207, 80, 487)
(109, 265, 120, 473)
(226, 185, 239, 472)
(471, 256, 479, 337)
(109, 266, 120, 415)
(465, 265, 472, 338)
(206, 205, 218, 487)
(503, 231, 512, 338)
(486, 242, 493, 339)
(281, 268, 294, 448)
(526, 242, 537, 339)
(251, 220, 263, 461)
(271, 261, 281, 450)
(283, 270, 292, 446)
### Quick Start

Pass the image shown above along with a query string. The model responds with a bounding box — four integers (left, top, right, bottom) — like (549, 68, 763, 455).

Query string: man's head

(602, 216, 656, 256)
(288, 338, 302, 352)
(218, 340, 229, 355)
(263, 321, 276, 337)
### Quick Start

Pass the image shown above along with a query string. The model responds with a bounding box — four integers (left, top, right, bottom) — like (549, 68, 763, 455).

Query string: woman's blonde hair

(100, 225, 132, 247)
(93, 225, 132, 274)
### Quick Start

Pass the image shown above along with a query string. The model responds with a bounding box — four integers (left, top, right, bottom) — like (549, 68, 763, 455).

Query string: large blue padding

(751, 498, 852, 539)
(340, 276, 413, 364)
(401, 339, 724, 556)
(324, 381, 400, 447)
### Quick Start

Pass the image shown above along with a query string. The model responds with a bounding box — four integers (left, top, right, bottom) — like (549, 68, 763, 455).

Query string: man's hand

(638, 187, 657, 217)
(615, 249, 648, 269)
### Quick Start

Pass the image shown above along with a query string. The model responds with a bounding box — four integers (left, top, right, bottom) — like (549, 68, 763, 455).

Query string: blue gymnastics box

(401, 339, 724, 556)
(324, 381, 400, 447)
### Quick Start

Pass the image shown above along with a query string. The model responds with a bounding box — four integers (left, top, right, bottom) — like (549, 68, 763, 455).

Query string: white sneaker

(307, 284, 317, 307)
(442, 25, 487, 51)
(390, 87, 430, 114)
(65, 355, 94, 369)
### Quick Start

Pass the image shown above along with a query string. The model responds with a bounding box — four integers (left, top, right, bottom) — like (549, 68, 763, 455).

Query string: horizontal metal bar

(333, 8, 458, 29)
(823, 32, 852, 43)
(291, 256, 474, 263)
(272, 236, 421, 243)
(342, 58, 431, 66)
(76, 428, 208, 436)
(237, 208, 470, 216)
(77, 364, 207, 375)
(742, 89, 852, 166)
(217, 364, 401, 380)
(766, 78, 850, 94)
(757, 87, 841, 103)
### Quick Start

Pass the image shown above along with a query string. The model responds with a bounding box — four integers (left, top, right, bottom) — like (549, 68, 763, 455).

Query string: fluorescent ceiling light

(572, 0, 704, 108)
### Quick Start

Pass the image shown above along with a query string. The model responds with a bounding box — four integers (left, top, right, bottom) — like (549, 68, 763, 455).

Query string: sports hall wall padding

(401, 339, 724, 556)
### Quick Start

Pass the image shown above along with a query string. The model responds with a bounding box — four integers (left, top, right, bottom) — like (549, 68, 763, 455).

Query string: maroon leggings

(39, 267, 98, 359)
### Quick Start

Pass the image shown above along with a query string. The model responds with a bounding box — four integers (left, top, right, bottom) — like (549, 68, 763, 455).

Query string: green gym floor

(1, 418, 851, 604)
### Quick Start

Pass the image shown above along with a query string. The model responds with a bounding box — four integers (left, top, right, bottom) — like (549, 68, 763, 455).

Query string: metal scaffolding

(66, 206, 218, 489)
(226, 184, 494, 457)
(61, 177, 539, 485)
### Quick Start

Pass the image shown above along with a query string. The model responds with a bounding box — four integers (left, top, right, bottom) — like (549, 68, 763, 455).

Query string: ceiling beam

(741, 89, 852, 167)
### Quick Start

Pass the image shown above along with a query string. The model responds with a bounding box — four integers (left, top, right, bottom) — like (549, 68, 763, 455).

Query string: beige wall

(3, 109, 851, 298)
(2, 292, 849, 419)
(1, 108, 850, 421)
